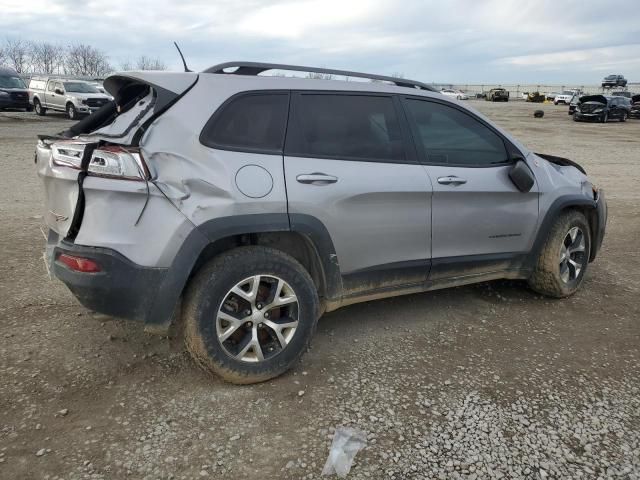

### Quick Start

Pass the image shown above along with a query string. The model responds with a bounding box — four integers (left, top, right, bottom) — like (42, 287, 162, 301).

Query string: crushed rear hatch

(36, 71, 198, 242)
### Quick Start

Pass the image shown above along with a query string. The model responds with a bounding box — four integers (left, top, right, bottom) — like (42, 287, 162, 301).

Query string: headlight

(81, 99, 87, 105)
(0, 91, 8, 97)
(593, 108, 604, 113)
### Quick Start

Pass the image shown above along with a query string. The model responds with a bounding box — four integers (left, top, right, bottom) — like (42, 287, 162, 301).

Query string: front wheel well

(189, 231, 326, 299)
(557, 205, 598, 261)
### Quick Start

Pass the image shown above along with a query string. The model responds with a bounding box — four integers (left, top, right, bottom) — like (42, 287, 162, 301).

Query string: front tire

(34, 99, 46, 116)
(601, 112, 608, 123)
(184, 246, 320, 384)
(528, 210, 591, 298)
(66, 103, 77, 120)
(620, 112, 628, 122)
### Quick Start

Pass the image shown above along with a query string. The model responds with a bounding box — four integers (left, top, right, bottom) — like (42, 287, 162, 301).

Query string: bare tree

(119, 59, 135, 71)
(135, 55, 167, 71)
(30, 41, 64, 74)
(306, 72, 333, 80)
(3, 38, 30, 73)
(64, 44, 112, 76)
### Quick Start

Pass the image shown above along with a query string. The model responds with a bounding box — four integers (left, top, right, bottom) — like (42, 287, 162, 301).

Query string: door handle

(437, 176, 467, 185)
(296, 173, 338, 185)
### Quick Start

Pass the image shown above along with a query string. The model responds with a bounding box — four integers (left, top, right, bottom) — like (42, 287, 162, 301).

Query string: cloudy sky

(3, 0, 640, 84)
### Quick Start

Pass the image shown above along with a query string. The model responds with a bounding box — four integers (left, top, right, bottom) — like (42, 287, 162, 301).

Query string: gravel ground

(1, 102, 639, 479)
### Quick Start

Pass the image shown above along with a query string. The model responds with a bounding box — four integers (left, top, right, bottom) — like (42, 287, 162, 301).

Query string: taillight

(88, 146, 149, 181)
(58, 254, 101, 273)
(51, 142, 86, 169)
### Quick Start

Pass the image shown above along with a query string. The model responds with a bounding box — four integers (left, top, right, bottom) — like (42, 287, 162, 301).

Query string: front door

(402, 96, 539, 279)
(284, 92, 432, 294)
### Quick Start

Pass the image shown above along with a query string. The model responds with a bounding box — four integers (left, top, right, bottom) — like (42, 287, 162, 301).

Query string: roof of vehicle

(202, 61, 438, 92)
(0, 66, 21, 76)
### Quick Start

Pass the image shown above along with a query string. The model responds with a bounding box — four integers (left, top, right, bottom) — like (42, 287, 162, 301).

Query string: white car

(440, 89, 469, 100)
(554, 90, 581, 105)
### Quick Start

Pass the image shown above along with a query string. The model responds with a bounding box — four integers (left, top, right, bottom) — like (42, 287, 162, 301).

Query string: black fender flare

(527, 194, 599, 269)
(144, 213, 342, 330)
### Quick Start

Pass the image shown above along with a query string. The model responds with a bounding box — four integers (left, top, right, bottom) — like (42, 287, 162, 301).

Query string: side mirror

(55, 88, 63, 95)
(509, 159, 535, 192)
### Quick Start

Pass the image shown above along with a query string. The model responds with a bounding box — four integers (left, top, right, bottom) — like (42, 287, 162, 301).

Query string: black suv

(630, 95, 640, 119)
(0, 66, 31, 112)
(573, 95, 631, 123)
(601, 75, 627, 88)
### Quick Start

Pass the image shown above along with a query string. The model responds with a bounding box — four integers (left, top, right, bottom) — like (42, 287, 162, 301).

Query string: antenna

(174, 42, 191, 72)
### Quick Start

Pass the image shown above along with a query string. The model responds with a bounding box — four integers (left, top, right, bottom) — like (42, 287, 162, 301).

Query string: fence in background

(434, 83, 639, 99)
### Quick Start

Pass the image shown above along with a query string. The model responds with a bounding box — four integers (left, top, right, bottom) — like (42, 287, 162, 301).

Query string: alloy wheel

(216, 275, 299, 362)
(559, 227, 586, 284)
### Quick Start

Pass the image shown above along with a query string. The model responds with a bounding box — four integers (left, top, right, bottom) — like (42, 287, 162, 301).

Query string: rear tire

(184, 246, 320, 384)
(528, 210, 591, 298)
(34, 99, 46, 116)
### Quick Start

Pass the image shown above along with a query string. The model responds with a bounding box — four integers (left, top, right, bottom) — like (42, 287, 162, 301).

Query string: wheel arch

(144, 213, 342, 333)
(528, 195, 599, 269)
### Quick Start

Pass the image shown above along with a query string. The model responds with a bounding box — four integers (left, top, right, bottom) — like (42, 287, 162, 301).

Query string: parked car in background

(568, 94, 580, 115)
(601, 75, 627, 88)
(630, 95, 640, 119)
(485, 88, 509, 102)
(573, 95, 630, 122)
(526, 92, 546, 103)
(554, 90, 581, 105)
(36, 61, 606, 383)
(546, 92, 560, 102)
(440, 89, 469, 100)
(29, 77, 113, 119)
(610, 91, 633, 98)
(0, 66, 31, 112)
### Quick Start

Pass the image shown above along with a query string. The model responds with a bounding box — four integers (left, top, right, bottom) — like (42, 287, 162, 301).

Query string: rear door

(402, 96, 539, 279)
(284, 92, 432, 293)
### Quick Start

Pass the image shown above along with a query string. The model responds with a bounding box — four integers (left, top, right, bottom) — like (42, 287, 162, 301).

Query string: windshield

(562, 91, 574, 95)
(605, 75, 616, 79)
(0, 75, 26, 89)
(63, 82, 100, 93)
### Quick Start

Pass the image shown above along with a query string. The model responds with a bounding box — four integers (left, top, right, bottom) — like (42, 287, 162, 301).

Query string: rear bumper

(590, 189, 607, 261)
(51, 238, 167, 322)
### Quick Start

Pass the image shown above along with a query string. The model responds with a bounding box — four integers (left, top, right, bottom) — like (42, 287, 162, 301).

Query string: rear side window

(405, 98, 508, 166)
(286, 93, 405, 162)
(200, 92, 289, 153)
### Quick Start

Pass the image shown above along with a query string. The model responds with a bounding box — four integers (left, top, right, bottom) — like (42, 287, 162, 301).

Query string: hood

(0, 87, 28, 92)
(579, 95, 607, 105)
(535, 153, 586, 174)
(65, 91, 112, 100)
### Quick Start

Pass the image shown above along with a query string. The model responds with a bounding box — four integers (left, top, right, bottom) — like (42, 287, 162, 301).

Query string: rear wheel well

(189, 232, 326, 299)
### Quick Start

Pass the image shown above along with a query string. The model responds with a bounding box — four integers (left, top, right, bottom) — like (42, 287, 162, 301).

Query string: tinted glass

(201, 93, 289, 152)
(64, 82, 99, 93)
(406, 99, 508, 166)
(286, 94, 405, 161)
(0, 75, 26, 89)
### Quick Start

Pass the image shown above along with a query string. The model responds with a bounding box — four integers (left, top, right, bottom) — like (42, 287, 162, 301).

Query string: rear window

(200, 92, 289, 153)
(285, 93, 405, 162)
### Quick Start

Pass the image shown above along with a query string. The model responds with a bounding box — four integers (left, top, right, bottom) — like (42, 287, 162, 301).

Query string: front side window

(47, 82, 56, 92)
(405, 98, 508, 166)
(200, 92, 289, 153)
(286, 93, 405, 162)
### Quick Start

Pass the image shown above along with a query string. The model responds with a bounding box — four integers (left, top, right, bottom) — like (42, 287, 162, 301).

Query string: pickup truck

(485, 88, 509, 102)
(29, 77, 113, 119)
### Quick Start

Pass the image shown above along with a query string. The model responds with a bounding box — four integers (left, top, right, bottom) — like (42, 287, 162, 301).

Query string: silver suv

(36, 62, 607, 384)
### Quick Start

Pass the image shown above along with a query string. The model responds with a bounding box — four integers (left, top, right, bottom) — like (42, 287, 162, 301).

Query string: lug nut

(246, 321, 253, 328)
(258, 323, 263, 328)
(264, 312, 270, 319)
(256, 303, 263, 310)
(244, 309, 251, 316)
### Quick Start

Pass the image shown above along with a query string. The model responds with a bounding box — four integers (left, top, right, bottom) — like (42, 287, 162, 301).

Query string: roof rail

(203, 61, 437, 92)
